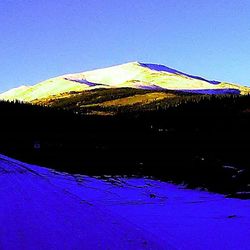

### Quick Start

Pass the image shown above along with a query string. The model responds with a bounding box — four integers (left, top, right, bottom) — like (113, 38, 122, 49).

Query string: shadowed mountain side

(139, 63, 221, 85)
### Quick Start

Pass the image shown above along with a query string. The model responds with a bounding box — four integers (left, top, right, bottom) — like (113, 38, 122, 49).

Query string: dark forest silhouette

(0, 92, 250, 196)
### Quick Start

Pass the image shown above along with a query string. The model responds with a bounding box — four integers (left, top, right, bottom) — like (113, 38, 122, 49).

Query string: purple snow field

(138, 85, 165, 91)
(64, 77, 106, 87)
(0, 154, 250, 249)
(140, 63, 221, 85)
(179, 88, 241, 95)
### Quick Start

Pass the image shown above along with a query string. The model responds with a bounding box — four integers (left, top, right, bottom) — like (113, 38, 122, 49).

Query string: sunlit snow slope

(0, 62, 249, 102)
(0, 154, 250, 250)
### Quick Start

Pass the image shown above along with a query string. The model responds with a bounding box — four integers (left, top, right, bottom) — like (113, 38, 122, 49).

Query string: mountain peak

(0, 62, 249, 102)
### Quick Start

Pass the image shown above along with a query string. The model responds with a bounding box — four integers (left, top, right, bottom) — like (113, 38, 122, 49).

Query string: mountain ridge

(0, 62, 249, 103)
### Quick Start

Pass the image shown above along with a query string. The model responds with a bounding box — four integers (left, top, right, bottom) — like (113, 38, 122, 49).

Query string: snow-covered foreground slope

(0, 62, 249, 102)
(0, 154, 250, 250)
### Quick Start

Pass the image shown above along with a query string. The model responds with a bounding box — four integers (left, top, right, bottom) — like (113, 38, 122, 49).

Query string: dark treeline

(0, 94, 250, 196)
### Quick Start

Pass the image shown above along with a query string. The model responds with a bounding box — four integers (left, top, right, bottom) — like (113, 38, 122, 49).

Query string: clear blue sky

(1, 0, 250, 92)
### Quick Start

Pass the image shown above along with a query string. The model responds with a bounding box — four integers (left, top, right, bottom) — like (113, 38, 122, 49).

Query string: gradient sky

(1, 0, 250, 92)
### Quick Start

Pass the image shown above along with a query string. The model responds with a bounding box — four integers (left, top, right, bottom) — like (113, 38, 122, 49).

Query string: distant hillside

(33, 88, 191, 115)
(0, 62, 249, 107)
(32, 87, 250, 115)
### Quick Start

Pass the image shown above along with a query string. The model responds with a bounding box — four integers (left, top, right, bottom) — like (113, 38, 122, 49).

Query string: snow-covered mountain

(0, 62, 249, 102)
(0, 153, 250, 249)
